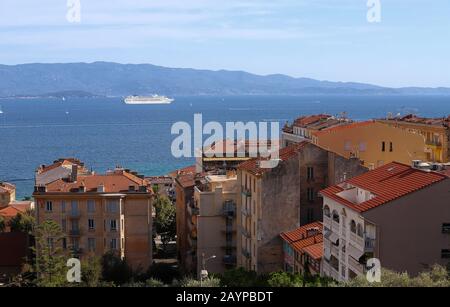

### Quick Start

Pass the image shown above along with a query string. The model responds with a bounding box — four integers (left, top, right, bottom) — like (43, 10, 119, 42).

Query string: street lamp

(200, 253, 216, 286)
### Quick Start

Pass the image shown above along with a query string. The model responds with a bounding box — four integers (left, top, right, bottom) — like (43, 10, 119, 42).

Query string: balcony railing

(350, 232, 364, 247)
(323, 214, 331, 226)
(364, 237, 375, 252)
(242, 189, 252, 197)
(68, 211, 81, 219)
(426, 140, 443, 147)
(69, 229, 81, 236)
(330, 244, 339, 256)
(241, 226, 251, 238)
(348, 256, 364, 275)
(223, 202, 236, 217)
(241, 207, 251, 217)
(223, 255, 237, 265)
(242, 248, 251, 258)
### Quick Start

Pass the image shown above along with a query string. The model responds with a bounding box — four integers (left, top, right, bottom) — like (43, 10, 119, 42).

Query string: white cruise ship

(124, 95, 174, 105)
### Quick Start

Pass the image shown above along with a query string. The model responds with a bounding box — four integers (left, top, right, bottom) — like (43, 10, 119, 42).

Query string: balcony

(426, 140, 443, 147)
(350, 232, 364, 247)
(348, 256, 364, 275)
(241, 226, 251, 238)
(364, 237, 375, 252)
(222, 225, 234, 234)
(323, 214, 331, 227)
(241, 206, 251, 217)
(331, 220, 340, 233)
(71, 248, 83, 256)
(242, 248, 251, 259)
(242, 189, 252, 197)
(223, 255, 237, 265)
(68, 211, 81, 219)
(330, 243, 339, 256)
(223, 202, 236, 217)
(69, 229, 81, 236)
(187, 204, 199, 216)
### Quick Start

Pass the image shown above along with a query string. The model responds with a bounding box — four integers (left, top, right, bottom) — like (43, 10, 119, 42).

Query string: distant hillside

(0, 62, 449, 97)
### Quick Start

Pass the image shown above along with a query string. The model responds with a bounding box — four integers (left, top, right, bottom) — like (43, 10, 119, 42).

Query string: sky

(0, 0, 449, 88)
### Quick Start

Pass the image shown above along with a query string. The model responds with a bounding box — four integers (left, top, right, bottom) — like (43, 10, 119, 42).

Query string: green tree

(340, 265, 450, 287)
(154, 196, 176, 253)
(0, 215, 5, 233)
(81, 256, 102, 287)
(9, 210, 35, 234)
(101, 251, 132, 285)
(32, 220, 68, 287)
(267, 271, 304, 287)
(219, 268, 268, 287)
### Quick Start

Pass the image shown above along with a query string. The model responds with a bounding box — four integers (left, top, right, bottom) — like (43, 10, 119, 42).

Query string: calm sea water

(0, 95, 449, 198)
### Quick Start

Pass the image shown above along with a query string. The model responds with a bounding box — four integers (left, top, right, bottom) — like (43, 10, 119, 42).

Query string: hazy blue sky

(0, 0, 449, 87)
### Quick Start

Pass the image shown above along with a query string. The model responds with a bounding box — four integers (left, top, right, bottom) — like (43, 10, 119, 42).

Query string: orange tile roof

(302, 242, 323, 260)
(176, 173, 196, 189)
(238, 142, 308, 176)
(280, 221, 323, 243)
(293, 114, 331, 127)
(313, 120, 375, 136)
(43, 170, 151, 193)
(0, 203, 29, 218)
(38, 158, 85, 174)
(292, 234, 323, 254)
(320, 162, 448, 213)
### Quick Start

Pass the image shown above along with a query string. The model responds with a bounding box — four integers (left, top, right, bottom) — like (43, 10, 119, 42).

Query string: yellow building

(377, 114, 450, 163)
(33, 160, 154, 270)
(312, 121, 429, 169)
(193, 173, 238, 276)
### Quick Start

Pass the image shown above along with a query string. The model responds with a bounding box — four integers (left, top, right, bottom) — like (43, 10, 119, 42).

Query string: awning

(324, 230, 339, 244)
(348, 244, 364, 260)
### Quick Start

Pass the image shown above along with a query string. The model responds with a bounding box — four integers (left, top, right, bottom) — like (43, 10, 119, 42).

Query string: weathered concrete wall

(258, 157, 300, 273)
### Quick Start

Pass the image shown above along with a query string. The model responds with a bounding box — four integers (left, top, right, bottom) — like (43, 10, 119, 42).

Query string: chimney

(129, 185, 136, 192)
(412, 160, 422, 169)
(70, 164, 78, 182)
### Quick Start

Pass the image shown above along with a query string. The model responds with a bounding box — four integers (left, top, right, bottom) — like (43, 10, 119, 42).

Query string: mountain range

(0, 62, 449, 97)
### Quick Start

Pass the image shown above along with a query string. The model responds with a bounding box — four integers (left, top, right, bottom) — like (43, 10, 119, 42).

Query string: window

(87, 200, 95, 213)
(61, 201, 66, 213)
(357, 223, 364, 237)
(110, 238, 117, 250)
(350, 220, 356, 233)
(88, 238, 96, 252)
(88, 219, 95, 230)
(344, 141, 352, 151)
(442, 223, 450, 234)
(359, 142, 367, 152)
(107, 200, 119, 213)
(307, 208, 314, 223)
(332, 210, 340, 223)
(61, 219, 67, 232)
(46, 201, 53, 212)
(110, 220, 117, 231)
(71, 201, 79, 214)
(307, 188, 315, 202)
(389, 142, 393, 152)
(307, 167, 314, 180)
(382, 141, 386, 152)
(441, 249, 450, 259)
(62, 238, 67, 249)
(324, 205, 331, 217)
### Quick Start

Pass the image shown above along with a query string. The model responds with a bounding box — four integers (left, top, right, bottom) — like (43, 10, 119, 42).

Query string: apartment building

(377, 114, 450, 163)
(320, 162, 450, 281)
(280, 222, 323, 276)
(33, 159, 154, 270)
(0, 182, 16, 208)
(173, 165, 198, 273)
(312, 121, 429, 169)
(236, 142, 366, 273)
(282, 114, 351, 147)
(193, 173, 238, 276)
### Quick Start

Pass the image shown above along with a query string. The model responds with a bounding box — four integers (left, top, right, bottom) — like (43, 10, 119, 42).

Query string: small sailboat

(0, 105, 3, 114)
(62, 97, 66, 102)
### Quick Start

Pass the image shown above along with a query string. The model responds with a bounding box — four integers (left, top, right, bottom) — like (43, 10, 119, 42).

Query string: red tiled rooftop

(280, 221, 323, 243)
(38, 158, 85, 174)
(42, 170, 151, 194)
(293, 114, 331, 127)
(238, 142, 308, 176)
(302, 242, 323, 260)
(0, 203, 30, 218)
(385, 114, 450, 127)
(292, 234, 323, 254)
(320, 162, 448, 213)
(176, 173, 196, 189)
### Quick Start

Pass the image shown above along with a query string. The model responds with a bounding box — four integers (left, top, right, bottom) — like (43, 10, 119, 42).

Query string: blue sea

(0, 95, 449, 199)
